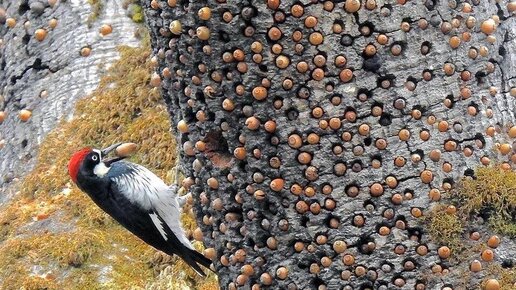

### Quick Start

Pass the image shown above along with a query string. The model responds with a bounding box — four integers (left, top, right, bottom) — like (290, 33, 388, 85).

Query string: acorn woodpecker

(67, 143, 212, 276)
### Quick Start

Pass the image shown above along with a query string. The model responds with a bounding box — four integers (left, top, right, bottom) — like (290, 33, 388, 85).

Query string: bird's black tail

(181, 247, 214, 277)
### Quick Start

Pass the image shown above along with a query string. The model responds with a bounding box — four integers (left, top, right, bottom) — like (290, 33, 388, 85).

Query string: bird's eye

(92, 155, 98, 161)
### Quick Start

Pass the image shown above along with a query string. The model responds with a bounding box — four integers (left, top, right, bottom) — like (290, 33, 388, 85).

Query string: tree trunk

(0, 0, 141, 193)
(143, 1, 515, 289)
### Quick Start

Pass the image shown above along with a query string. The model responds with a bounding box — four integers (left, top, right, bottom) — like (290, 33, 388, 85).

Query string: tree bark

(144, 1, 515, 289)
(0, 0, 141, 192)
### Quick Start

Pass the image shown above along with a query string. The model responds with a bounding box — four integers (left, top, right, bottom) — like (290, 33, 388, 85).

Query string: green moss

(87, 0, 104, 26)
(131, 5, 144, 23)
(425, 204, 465, 255)
(0, 41, 218, 289)
(456, 167, 516, 237)
(484, 264, 516, 289)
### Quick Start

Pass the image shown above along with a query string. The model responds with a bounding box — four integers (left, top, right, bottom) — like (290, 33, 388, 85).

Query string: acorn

(150, 72, 162, 87)
(177, 119, 188, 133)
(480, 19, 496, 34)
(487, 235, 500, 248)
(48, 18, 58, 29)
(19, 109, 32, 122)
(169, 20, 182, 35)
(198, 7, 211, 20)
(276, 267, 288, 280)
(35, 28, 47, 41)
(6, 18, 16, 28)
(0, 111, 5, 123)
(115, 143, 137, 157)
(470, 260, 482, 272)
(438, 246, 451, 259)
(270, 178, 284, 192)
(196, 26, 210, 40)
(344, 0, 361, 13)
(192, 227, 203, 241)
(508, 2, 516, 12)
(484, 279, 500, 290)
(80, 47, 91, 57)
(481, 249, 494, 261)
(100, 24, 113, 36)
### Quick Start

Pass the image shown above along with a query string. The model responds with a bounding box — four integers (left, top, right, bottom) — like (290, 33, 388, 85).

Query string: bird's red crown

(68, 148, 92, 183)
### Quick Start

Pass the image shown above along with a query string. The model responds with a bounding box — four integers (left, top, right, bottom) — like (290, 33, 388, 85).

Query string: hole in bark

(22, 34, 30, 45)
(363, 54, 382, 72)
(371, 154, 382, 163)
(21, 139, 28, 148)
(351, 160, 363, 172)
(18, 1, 30, 14)
(407, 227, 423, 240)
(357, 88, 371, 102)
(464, 168, 474, 177)
(345, 183, 360, 197)
(300, 215, 309, 227)
(364, 137, 372, 146)
(357, 235, 375, 254)
(363, 199, 375, 210)
(412, 149, 424, 160)
(402, 258, 418, 270)
(258, 65, 267, 72)
(325, 215, 340, 228)
(218, 31, 230, 42)
(445, 94, 455, 108)
(286, 108, 299, 120)
(340, 34, 354, 46)
(334, 19, 344, 27)
(379, 113, 392, 126)
(498, 46, 506, 57)
(195, 91, 205, 103)
(312, 278, 325, 288)
(203, 130, 232, 168)
(359, 282, 374, 290)
(297, 85, 311, 99)
(501, 259, 513, 268)
(358, 22, 375, 37)
(344, 107, 357, 122)
(424, 0, 436, 10)
(377, 74, 396, 89)
(475, 71, 487, 85)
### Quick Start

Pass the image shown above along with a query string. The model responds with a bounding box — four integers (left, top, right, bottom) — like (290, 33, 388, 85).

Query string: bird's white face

(92, 149, 111, 178)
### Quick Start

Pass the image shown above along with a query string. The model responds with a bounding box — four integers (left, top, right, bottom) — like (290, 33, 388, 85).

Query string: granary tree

(143, 0, 515, 289)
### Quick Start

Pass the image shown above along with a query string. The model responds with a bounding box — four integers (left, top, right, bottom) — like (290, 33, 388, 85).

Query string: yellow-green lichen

(0, 40, 218, 289)
(484, 263, 516, 289)
(130, 5, 144, 23)
(425, 204, 465, 255)
(87, 0, 104, 26)
(456, 167, 516, 237)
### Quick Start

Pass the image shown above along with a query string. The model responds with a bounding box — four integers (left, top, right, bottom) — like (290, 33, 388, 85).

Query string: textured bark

(0, 0, 140, 196)
(144, 1, 515, 289)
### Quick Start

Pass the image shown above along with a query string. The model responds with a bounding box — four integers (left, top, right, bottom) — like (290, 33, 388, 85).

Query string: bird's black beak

(101, 143, 126, 166)
(101, 142, 122, 156)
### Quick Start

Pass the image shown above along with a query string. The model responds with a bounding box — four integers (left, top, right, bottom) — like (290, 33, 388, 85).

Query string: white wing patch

(111, 163, 194, 250)
(149, 213, 168, 241)
(112, 164, 168, 210)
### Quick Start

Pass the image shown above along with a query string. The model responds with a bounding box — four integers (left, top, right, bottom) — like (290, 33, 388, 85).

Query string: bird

(67, 143, 212, 276)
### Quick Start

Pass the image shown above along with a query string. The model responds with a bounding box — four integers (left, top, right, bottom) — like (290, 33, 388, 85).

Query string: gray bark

(0, 0, 140, 199)
(144, 0, 515, 289)
(146, 1, 516, 289)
